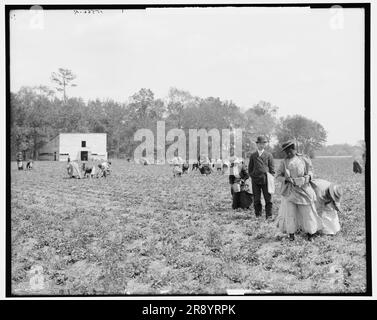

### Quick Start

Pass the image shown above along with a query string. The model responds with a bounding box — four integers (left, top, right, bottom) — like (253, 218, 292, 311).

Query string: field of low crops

(10, 157, 367, 295)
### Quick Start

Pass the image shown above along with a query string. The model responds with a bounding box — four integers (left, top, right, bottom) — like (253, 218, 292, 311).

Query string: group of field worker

(62, 133, 355, 241)
(66, 155, 111, 179)
(16, 152, 33, 171)
(171, 136, 346, 242)
(238, 136, 345, 241)
(170, 156, 231, 177)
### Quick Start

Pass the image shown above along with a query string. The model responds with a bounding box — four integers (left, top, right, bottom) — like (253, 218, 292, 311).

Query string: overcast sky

(10, 7, 365, 145)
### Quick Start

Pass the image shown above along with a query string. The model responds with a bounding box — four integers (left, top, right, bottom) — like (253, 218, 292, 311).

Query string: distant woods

(11, 69, 331, 160)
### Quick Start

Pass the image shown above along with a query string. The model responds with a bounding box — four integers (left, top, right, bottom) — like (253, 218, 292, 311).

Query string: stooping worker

(275, 139, 322, 241)
(192, 159, 199, 171)
(353, 158, 363, 174)
(310, 179, 343, 235)
(26, 160, 33, 170)
(82, 162, 97, 178)
(229, 156, 253, 210)
(198, 156, 212, 175)
(171, 156, 183, 177)
(67, 161, 82, 179)
(182, 161, 189, 174)
(98, 160, 111, 177)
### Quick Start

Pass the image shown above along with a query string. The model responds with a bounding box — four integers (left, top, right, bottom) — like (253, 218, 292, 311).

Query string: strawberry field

(10, 157, 367, 295)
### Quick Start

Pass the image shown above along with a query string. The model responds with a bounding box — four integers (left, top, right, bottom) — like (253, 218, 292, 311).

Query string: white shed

(38, 133, 107, 161)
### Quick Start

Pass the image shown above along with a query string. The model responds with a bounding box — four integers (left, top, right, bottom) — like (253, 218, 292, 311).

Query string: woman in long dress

(229, 157, 253, 210)
(275, 140, 322, 241)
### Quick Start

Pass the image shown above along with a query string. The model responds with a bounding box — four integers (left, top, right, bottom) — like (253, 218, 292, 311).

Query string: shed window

(81, 141, 86, 147)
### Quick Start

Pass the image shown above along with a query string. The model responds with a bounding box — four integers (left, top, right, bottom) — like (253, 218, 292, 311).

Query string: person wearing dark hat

(275, 139, 322, 241)
(248, 136, 275, 219)
(310, 179, 342, 235)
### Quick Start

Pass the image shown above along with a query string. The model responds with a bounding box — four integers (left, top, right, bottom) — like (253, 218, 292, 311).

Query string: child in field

(17, 152, 23, 170)
(17, 160, 23, 170)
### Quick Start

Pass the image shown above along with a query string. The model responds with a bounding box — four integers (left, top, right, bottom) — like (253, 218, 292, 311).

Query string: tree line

(316, 143, 365, 158)
(10, 69, 328, 160)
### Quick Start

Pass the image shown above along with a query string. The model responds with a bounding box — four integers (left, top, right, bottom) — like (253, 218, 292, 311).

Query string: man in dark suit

(248, 136, 275, 219)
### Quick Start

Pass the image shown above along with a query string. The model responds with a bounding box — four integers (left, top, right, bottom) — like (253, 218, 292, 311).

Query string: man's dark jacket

(248, 150, 275, 185)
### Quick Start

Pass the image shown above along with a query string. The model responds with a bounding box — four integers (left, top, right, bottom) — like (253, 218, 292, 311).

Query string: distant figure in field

(311, 179, 343, 235)
(17, 161, 24, 170)
(198, 156, 212, 175)
(171, 156, 183, 177)
(17, 152, 24, 170)
(98, 161, 111, 177)
(222, 160, 230, 175)
(229, 157, 253, 210)
(82, 162, 96, 178)
(67, 155, 70, 163)
(67, 161, 82, 179)
(140, 158, 150, 165)
(192, 160, 199, 171)
(216, 158, 223, 172)
(353, 159, 363, 174)
(26, 160, 33, 170)
(182, 162, 189, 174)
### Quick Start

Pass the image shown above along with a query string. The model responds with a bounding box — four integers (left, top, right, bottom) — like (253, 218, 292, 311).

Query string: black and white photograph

(5, 2, 371, 298)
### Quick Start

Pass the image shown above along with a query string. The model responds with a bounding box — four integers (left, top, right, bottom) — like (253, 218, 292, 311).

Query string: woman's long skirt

(276, 198, 323, 234)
